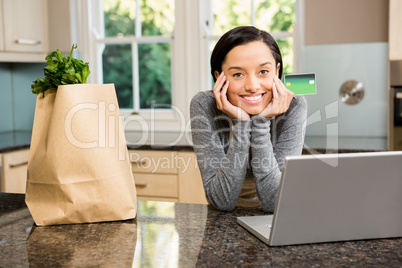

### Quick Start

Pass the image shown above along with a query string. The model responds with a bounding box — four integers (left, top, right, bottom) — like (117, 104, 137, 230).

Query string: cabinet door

(1, 149, 29, 193)
(389, 0, 402, 60)
(134, 173, 178, 199)
(3, 0, 48, 53)
(0, 0, 4, 51)
(177, 152, 208, 204)
(129, 150, 178, 174)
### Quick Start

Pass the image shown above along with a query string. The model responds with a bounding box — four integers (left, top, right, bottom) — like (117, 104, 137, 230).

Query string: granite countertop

(1, 193, 401, 267)
(0, 130, 384, 154)
(0, 131, 195, 153)
(125, 130, 194, 151)
(0, 129, 387, 153)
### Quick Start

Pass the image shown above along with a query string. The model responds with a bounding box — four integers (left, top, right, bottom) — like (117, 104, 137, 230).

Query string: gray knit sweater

(190, 90, 307, 212)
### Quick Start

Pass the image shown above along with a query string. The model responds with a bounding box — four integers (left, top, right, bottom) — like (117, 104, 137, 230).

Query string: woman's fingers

(219, 80, 230, 108)
(213, 73, 231, 110)
(274, 76, 289, 97)
(213, 72, 226, 108)
(221, 79, 229, 97)
(213, 74, 233, 111)
(272, 80, 278, 100)
(275, 76, 294, 112)
(259, 76, 295, 118)
(213, 73, 224, 92)
(213, 72, 226, 95)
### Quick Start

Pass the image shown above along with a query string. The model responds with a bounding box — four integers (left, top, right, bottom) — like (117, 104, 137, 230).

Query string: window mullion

(132, 42, 140, 111)
(133, 0, 141, 111)
(251, 0, 256, 26)
(97, 36, 173, 44)
(135, 0, 142, 37)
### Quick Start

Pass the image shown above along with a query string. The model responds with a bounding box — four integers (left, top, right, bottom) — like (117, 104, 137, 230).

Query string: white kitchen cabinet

(389, 0, 402, 60)
(129, 150, 208, 204)
(0, 0, 4, 51)
(0, 0, 48, 61)
(0, 149, 29, 194)
(177, 151, 208, 204)
(0, 0, 77, 62)
(2, 0, 48, 53)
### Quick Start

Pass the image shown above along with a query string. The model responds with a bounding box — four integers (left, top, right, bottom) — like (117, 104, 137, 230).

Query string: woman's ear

(276, 63, 281, 77)
(214, 71, 220, 80)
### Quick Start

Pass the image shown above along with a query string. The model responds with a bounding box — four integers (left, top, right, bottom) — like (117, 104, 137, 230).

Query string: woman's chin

(245, 106, 265, 115)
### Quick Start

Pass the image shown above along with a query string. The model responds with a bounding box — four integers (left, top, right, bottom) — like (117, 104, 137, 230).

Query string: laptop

(237, 151, 402, 246)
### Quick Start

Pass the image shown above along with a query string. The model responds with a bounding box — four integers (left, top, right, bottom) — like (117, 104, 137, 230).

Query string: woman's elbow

(211, 202, 236, 212)
(206, 194, 236, 212)
(260, 199, 276, 213)
(261, 205, 274, 214)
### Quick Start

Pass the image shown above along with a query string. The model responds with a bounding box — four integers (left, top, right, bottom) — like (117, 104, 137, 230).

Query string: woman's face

(217, 41, 280, 115)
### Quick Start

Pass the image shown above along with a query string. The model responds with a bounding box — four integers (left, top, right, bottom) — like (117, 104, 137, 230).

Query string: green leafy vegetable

(31, 45, 90, 96)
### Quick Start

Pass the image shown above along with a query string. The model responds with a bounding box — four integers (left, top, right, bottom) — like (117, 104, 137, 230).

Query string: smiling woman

(190, 26, 307, 212)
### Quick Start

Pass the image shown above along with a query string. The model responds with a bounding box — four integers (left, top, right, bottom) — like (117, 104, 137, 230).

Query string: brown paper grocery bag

(26, 84, 137, 226)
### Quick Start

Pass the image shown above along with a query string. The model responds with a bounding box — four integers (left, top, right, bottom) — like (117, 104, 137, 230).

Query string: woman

(190, 26, 307, 212)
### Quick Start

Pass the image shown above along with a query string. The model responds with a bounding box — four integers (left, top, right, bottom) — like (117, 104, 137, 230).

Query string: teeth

(243, 94, 262, 101)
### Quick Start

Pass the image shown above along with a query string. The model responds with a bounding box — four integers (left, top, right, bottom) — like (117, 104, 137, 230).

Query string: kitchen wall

(301, 0, 389, 151)
(0, 63, 46, 133)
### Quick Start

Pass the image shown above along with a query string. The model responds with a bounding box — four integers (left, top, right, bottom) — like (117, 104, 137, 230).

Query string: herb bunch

(31, 45, 90, 96)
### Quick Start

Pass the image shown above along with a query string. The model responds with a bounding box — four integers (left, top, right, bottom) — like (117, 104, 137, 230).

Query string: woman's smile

(241, 93, 266, 103)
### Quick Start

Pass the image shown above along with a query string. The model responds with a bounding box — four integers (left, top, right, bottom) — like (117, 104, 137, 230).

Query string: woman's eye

(233, 73, 243, 78)
(260, 70, 269, 75)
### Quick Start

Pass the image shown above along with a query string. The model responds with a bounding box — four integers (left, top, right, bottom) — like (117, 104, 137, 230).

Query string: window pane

(103, 0, 136, 37)
(212, 0, 251, 35)
(277, 37, 293, 75)
(102, 44, 133, 109)
(255, 0, 295, 32)
(141, 0, 175, 36)
(138, 43, 171, 109)
(212, 0, 295, 34)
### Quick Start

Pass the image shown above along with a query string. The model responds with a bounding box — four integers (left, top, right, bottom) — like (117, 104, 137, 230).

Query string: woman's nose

(245, 76, 259, 92)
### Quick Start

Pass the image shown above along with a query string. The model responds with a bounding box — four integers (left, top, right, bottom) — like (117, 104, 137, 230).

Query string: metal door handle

(15, 39, 41, 45)
(9, 161, 28, 168)
(131, 160, 148, 165)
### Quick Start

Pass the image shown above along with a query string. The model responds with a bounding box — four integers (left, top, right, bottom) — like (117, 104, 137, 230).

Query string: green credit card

(284, 73, 316, 95)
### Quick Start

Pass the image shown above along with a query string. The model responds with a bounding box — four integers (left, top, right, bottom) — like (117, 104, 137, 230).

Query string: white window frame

(74, 0, 302, 134)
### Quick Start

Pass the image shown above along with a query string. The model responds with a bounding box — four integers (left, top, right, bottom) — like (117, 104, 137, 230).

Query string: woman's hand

(259, 76, 294, 118)
(213, 72, 250, 120)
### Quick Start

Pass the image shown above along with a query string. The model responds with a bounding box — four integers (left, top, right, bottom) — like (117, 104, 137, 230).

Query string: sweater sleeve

(190, 92, 251, 211)
(250, 95, 307, 212)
